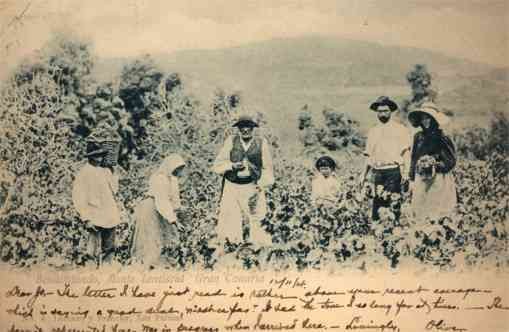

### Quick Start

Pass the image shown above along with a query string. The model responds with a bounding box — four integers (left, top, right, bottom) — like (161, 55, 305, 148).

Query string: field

(0, 36, 507, 271)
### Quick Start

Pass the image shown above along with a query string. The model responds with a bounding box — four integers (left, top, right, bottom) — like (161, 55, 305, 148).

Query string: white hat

(408, 102, 450, 127)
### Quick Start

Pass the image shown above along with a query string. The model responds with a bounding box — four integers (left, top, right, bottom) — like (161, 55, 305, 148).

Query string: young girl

(311, 155, 341, 207)
(131, 154, 186, 267)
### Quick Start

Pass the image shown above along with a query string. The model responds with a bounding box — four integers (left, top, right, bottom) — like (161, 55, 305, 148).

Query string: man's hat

(408, 101, 449, 127)
(232, 115, 258, 128)
(315, 155, 337, 170)
(369, 96, 398, 112)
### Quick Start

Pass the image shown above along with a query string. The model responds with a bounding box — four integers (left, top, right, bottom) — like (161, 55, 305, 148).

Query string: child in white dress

(311, 156, 341, 207)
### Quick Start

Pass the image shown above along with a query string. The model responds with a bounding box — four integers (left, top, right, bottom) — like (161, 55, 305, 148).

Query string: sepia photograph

(0, 1, 508, 331)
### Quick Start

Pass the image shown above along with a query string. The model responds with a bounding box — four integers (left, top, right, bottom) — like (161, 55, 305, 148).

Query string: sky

(0, 0, 508, 77)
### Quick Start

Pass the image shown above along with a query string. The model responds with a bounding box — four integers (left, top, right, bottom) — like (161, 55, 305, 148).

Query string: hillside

(440, 68, 509, 129)
(93, 37, 507, 144)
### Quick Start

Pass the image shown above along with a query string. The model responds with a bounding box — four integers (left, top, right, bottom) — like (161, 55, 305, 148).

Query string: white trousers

(216, 181, 272, 246)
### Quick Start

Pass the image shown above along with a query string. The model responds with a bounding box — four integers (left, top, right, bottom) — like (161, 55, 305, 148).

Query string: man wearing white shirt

(213, 115, 274, 249)
(361, 96, 412, 221)
(72, 144, 122, 265)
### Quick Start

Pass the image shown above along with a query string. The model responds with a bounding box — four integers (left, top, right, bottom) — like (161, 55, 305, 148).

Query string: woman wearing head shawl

(131, 154, 186, 267)
(408, 102, 457, 220)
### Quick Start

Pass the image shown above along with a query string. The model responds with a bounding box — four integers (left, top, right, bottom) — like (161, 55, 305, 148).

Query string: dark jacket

(409, 129, 456, 181)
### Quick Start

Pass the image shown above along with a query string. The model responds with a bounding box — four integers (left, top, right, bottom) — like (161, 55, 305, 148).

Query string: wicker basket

(101, 140, 121, 167)
(86, 139, 120, 166)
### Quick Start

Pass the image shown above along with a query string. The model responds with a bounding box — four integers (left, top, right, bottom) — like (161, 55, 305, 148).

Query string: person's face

(238, 126, 254, 141)
(172, 165, 185, 178)
(376, 106, 391, 123)
(319, 166, 332, 178)
(421, 114, 432, 129)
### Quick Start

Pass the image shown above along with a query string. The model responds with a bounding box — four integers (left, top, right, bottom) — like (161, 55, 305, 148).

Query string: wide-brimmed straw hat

(369, 96, 398, 112)
(408, 102, 449, 127)
(232, 115, 258, 128)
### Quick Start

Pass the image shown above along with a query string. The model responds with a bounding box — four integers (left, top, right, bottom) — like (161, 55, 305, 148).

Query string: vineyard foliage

(297, 105, 366, 162)
(0, 37, 507, 270)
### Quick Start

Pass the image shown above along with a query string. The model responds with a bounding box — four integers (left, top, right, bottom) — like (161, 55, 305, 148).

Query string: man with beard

(213, 115, 274, 253)
(361, 96, 412, 222)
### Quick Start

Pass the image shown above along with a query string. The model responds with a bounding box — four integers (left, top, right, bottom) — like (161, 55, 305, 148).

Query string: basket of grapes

(416, 155, 437, 181)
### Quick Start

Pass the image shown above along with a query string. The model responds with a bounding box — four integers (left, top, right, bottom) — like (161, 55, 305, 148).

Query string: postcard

(0, 1, 508, 331)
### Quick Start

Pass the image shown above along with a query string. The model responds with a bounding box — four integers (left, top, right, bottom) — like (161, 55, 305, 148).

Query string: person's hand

(84, 220, 97, 232)
(232, 162, 245, 171)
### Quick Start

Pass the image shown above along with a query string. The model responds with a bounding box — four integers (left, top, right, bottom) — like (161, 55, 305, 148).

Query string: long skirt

(216, 181, 272, 246)
(130, 197, 178, 266)
(412, 172, 457, 221)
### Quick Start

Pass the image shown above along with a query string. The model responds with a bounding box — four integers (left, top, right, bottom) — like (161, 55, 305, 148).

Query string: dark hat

(315, 156, 337, 170)
(232, 115, 258, 128)
(369, 96, 398, 112)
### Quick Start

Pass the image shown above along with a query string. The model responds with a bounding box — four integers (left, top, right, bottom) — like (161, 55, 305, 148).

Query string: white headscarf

(153, 154, 186, 178)
(147, 154, 185, 223)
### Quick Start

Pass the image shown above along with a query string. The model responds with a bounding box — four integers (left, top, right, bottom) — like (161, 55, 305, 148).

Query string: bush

(401, 64, 438, 121)
(0, 36, 131, 267)
(0, 61, 83, 222)
(0, 39, 507, 271)
(297, 105, 365, 159)
(454, 110, 509, 160)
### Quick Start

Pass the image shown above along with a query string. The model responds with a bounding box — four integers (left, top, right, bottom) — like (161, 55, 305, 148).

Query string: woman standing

(131, 154, 186, 267)
(408, 102, 457, 220)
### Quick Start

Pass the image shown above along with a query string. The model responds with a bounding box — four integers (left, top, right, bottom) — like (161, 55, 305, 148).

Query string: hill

(440, 67, 509, 130)
(93, 36, 508, 145)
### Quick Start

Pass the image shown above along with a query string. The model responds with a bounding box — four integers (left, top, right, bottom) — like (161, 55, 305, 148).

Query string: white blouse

(311, 173, 341, 205)
(147, 173, 181, 223)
